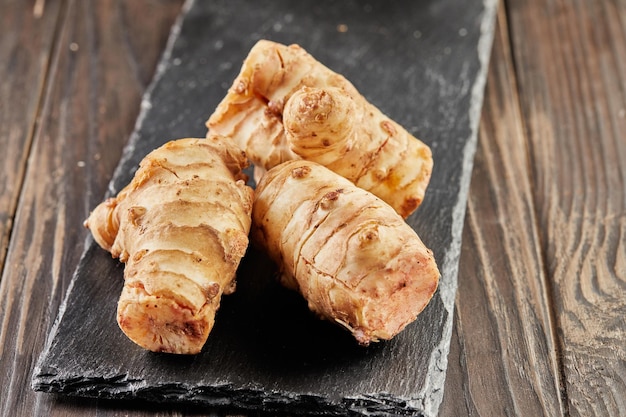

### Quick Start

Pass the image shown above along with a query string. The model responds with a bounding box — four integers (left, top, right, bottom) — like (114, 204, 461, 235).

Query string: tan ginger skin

(252, 160, 440, 345)
(84, 136, 253, 354)
(207, 39, 434, 218)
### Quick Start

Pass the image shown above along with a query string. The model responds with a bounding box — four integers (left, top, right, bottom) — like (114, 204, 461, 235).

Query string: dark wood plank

(440, 5, 565, 416)
(0, 0, 184, 415)
(32, 0, 497, 415)
(0, 0, 62, 272)
(507, 0, 626, 415)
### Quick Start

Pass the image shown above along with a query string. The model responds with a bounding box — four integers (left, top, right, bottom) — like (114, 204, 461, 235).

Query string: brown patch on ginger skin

(380, 120, 397, 136)
(358, 226, 379, 247)
(128, 206, 146, 226)
(400, 197, 421, 219)
(267, 98, 284, 116)
(291, 165, 311, 178)
(206, 282, 221, 299)
(319, 189, 344, 210)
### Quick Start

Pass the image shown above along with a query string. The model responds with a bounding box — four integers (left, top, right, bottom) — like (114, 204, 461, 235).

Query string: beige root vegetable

(207, 39, 434, 218)
(283, 86, 433, 218)
(252, 160, 440, 345)
(84, 136, 253, 354)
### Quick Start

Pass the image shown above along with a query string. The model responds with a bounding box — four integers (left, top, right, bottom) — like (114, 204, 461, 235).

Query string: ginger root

(252, 160, 440, 345)
(85, 136, 253, 354)
(207, 39, 433, 218)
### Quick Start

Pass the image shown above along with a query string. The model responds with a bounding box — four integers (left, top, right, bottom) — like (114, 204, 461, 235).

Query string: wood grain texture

(0, 0, 62, 272)
(440, 6, 564, 416)
(506, 0, 626, 415)
(0, 0, 184, 415)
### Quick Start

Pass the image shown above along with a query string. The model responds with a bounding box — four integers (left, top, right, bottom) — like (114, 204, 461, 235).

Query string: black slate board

(33, 0, 497, 415)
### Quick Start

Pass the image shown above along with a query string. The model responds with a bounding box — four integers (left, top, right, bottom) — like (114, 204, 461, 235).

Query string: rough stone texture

(32, 0, 497, 415)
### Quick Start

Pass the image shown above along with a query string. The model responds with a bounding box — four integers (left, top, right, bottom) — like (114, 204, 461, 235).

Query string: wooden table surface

(1, 0, 624, 416)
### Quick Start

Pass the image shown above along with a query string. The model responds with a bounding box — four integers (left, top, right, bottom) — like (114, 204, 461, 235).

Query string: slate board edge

(32, 373, 427, 416)
(417, 0, 499, 415)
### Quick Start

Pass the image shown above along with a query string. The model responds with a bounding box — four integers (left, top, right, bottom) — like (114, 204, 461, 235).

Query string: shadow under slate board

(33, 0, 497, 415)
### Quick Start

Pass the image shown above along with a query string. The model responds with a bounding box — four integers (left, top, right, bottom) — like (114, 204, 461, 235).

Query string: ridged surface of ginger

(207, 39, 433, 218)
(252, 160, 440, 345)
(85, 136, 253, 354)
